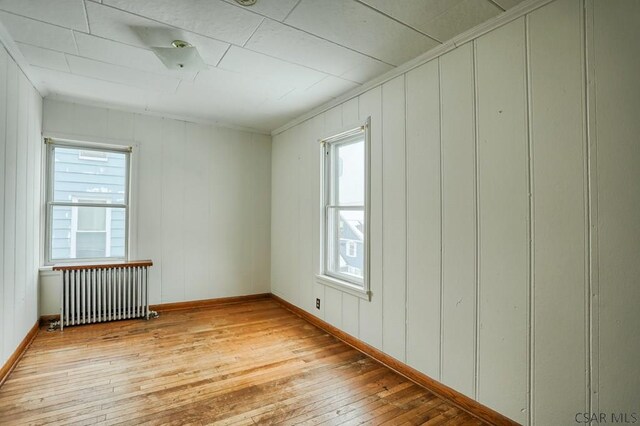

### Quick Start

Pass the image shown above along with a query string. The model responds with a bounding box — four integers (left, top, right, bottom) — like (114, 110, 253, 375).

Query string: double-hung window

(319, 119, 370, 298)
(45, 139, 130, 264)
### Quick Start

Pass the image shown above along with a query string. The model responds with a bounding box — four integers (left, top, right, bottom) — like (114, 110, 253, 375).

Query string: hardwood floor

(0, 299, 486, 425)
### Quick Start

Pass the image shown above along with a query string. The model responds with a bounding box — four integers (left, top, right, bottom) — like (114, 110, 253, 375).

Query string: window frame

(317, 118, 371, 300)
(45, 138, 131, 265)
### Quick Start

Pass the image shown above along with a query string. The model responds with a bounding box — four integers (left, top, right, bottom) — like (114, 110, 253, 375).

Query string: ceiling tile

(35, 66, 151, 110)
(360, 0, 501, 42)
(65, 55, 181, 92)
(192, 66, 294, 101)
(218, 46, 327, 90)
(284, 0, 439, 66)
(74, 32, 163, 73)
(102, 0, 263, 45)
(0, 11, 77, 54)
(0, 0, 88, 32)
(16, 43, 70, 73)
(86, 2, 229, 66)
(244, 19, 393, 84)
(222, 0, 300, 22)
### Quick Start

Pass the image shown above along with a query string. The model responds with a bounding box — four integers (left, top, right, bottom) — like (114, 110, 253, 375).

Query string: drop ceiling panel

(0, 11, 77, 54)
(284, 0, 439, 66)
(16, 43, 70, 73)
(66, 55, 181, 92)
(86, 2, 229, 66)
(360, 0, 502, 42)
(102, 0, 263, 46)
(221, 0, 300, 22)
(0, 0, 88, 32)
(218, 46, 328, 90)
(244, 19, 393, 84)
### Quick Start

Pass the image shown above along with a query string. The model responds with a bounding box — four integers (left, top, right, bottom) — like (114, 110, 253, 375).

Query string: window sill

(316, 274, 371, 301)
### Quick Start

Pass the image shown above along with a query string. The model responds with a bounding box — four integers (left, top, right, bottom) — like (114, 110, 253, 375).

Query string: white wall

(40, 99, 271, 314)
(270, 0, 640, 424)
(0, 46, 43, 367)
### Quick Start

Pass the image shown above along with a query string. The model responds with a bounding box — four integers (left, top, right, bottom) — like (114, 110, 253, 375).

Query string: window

(46, 140, 130, 264)
(346, 240, 357, 258)
(319, 119, 370, 296)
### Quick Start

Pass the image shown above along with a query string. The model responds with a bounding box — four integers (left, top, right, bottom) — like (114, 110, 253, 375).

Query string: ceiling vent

(151, 40, 207, 71)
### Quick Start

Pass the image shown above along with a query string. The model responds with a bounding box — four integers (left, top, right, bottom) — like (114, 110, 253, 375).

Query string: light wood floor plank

(0, 299, 486, 425)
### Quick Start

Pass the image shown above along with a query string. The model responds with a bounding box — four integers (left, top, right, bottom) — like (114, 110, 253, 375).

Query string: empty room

(0, 0, 638, 424)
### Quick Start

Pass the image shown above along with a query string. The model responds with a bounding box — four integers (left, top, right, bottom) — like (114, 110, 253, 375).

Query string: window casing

(45, 139, 131, 264)
(318, 119, 370, 298)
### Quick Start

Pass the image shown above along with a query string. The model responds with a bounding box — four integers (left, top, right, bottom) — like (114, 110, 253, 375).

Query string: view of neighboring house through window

(46, 141, 129, 263)
(321, 121, 369, 293)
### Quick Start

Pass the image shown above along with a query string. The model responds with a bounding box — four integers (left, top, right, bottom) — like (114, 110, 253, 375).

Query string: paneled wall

(40, 99, 271, 314)
(270, 0, 640, 423)
(0, 46, 42, 368)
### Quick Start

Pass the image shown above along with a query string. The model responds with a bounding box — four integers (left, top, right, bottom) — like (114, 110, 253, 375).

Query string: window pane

(76, 233, 106, 258)
(50, 206, 126, 260)
(78, 206, 106, 231)
(335, 138, 364, 206)
(53, 146, 127, 204)
(327, 208, 364, 284)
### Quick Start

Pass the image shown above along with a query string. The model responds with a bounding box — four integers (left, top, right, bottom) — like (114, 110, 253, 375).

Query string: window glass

(322, 124, 368, 290)
(47, 143, 129, 262)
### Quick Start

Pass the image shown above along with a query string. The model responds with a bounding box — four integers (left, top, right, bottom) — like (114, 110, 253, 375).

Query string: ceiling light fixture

(235, 0, 257, 6)
(151, 39, 207, 71)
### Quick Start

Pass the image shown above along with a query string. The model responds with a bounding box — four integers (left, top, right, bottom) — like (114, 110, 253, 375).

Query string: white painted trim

(316, 274, 370, 301)
(272, 0, 556, 136)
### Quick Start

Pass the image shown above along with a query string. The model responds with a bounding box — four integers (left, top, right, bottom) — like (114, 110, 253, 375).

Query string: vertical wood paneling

(14, 74, 28, 335)
(160, 119, 186, 302)
(405, 59, 441, 379)
(440, 42, 477, 398)
(304, 117, 323, 314)
(0, 47, 6, 363)
(250, 133, 272, 294)
(270, 128, 299, 302)
(358, 87, 383, 350)
(381, 75, 406, 362)
(475, 18, 528, 424)
(342, 293, 359, 338)
(528, 0, 587, 423)
(592, 0, 640, 412)
(184, 123, 212, 300)
(134, 114, 164, 305)
(25, 83, 36, 330)
(298, 119, 315, 309)
(0, 47, 41, 367)
(324, 286, 342, 328)
(342, 98, 359, 125)
(3, 59, 18, 356)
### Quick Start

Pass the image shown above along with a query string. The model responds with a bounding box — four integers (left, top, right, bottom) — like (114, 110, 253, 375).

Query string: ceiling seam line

(241, 17, 265, 47)
(352, 0, 443, 44)
(486, 0, 507, 12)
(282, 0, 303, 22)
(81, 0, 92, 33)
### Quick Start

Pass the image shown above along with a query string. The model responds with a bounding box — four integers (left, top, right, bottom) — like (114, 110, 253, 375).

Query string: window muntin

(321, 122, 369, 291)
(46, 141, 130, 263)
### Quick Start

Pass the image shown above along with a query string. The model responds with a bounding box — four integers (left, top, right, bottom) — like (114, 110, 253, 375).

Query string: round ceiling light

(235, 0, 257, 6)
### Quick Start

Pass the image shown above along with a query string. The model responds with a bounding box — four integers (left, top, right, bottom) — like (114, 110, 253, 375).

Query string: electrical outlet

(316, 298, 321, 310)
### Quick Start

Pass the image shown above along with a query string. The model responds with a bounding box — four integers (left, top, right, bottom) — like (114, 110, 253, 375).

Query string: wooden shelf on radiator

(52, 259, 153, 271)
